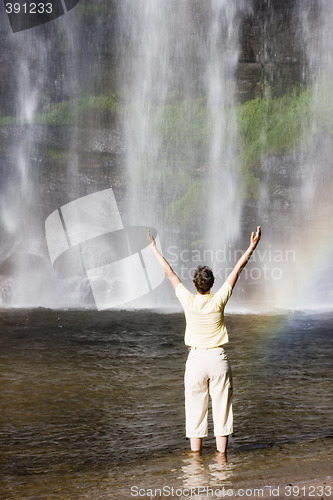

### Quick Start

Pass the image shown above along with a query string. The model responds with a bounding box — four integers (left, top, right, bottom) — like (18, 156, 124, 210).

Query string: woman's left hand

(147, 229, 156, 247)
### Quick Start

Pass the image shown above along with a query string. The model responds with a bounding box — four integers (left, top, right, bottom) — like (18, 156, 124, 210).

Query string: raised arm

(147, 229, 181, 290)
(226, 226, 261, 289)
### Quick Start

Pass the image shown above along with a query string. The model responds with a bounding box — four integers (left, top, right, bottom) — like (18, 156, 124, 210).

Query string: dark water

(0, 309, 332, 499)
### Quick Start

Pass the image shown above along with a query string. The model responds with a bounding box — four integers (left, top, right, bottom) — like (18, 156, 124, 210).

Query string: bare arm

(226, 226, 261, 289)
(147, 229, 181, 290)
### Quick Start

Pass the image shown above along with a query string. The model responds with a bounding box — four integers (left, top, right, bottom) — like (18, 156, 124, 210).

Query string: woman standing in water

(148, 226, 261, 456)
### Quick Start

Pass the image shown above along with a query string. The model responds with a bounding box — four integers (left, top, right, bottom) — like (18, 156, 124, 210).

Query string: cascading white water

(0, 11, 93, 308)
(255, 0, 333, 310)
(120, 0, 188, 229)
(205, 0, 245, 250)
(1, 1, 332, 310)
(297, 0, 333, 308)
(0, 32, 49, 306)
(120, 0, 246, 298)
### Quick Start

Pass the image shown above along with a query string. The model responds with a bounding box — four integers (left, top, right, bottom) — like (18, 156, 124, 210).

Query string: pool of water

(0, 309, 332, 498)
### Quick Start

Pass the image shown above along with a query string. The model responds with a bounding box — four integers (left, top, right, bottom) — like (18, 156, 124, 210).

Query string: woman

(148, 226, 261, 455)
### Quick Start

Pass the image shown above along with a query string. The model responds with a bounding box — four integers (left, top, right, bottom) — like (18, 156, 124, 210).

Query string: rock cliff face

(238, 0, 307, 100)
(0, 0, 311, 115)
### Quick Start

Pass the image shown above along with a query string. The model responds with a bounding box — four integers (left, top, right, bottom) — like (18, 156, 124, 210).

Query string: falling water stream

(0, 28, 51, 306)
(121, 1, 245, 246)
(256, 0, 333, 310)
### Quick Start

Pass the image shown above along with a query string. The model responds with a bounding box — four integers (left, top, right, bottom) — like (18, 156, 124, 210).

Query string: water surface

(0, 309, 332, 498)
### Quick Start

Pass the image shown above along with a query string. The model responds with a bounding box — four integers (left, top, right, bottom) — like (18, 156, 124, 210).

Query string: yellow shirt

(175, 282, 232, 348)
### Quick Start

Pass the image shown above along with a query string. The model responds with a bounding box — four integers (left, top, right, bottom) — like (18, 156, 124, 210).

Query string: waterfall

(0, 29, 50, 306)
(297, 0, 333, 308)
(205, 0, 245, 251)
(120, 0, 247, 296)
(0, 8, 101, 308)
(120, 0, 191, 229)
(255, 0, 333, 310)
(1, 1, 332, 310)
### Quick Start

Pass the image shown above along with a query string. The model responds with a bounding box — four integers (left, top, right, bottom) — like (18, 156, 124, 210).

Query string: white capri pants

(184, 346, 233, 438)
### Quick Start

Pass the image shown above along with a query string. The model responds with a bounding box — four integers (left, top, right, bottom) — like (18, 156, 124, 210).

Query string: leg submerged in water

(215, 435, 228, 454)
(190, 437, 203, 453)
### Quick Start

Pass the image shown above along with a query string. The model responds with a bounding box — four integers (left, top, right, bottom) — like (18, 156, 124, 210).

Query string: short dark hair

(193, 266, 215, 294)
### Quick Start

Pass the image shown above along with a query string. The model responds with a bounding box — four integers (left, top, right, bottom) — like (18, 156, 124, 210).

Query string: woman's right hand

(250, 226, 261, 249)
